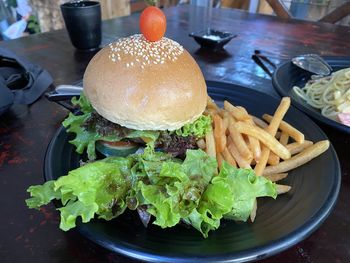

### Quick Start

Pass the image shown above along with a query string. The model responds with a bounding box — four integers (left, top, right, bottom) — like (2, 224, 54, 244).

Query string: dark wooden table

(0, 5, 349, 263)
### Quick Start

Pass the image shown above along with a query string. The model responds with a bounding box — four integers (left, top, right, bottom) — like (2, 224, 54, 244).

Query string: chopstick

(254, 50, 277, 69)
(251, 50, 277, 78)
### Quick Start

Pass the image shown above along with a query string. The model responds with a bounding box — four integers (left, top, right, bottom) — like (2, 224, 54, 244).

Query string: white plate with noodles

(272, 57, 350, 133)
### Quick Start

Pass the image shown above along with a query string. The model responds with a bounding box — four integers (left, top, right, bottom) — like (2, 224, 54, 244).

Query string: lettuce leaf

(26, 157, 134, 230)
(175, 115, 212, 138)
(71, 94, 93, 113)
(26, 150, 277, 237)
(184, 162, 277, 237)
(138, 149, 217, 228)
(26, 181, 61, 209)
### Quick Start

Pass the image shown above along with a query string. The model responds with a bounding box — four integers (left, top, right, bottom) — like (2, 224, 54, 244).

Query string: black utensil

(251, 50, 277, 77)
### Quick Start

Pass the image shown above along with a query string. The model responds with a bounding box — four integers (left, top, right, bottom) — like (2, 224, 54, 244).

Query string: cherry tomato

(140, 6, 166, 42)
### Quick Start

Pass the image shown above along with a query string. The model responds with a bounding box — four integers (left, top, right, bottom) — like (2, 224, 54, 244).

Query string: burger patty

(82, 111, 198, 157)
(83, 112, 131, 137)
(156, 132, 197, 158)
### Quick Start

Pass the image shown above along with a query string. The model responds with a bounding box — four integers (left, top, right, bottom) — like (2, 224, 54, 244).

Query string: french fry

(222, 111, 230, 134)
(264, 173, 288, 182)
(250, 97, 290, 222)
(223, 101, 236, 115)
(286, 140, 313, 155)
(213, 114, 226, 153)
(207, 96, 219, 111)
(263, 97, 291, 135)
(267, 152, 280, 166)
(263, 114, 305, 143)
(222, 147, 237, 167)
(276, 184, 292, 194)
(264, 97, 291, 136)
(204, 108, 218, 118)
(234, 121, 291, 160)
(227, 105, 262, 161)
(264, 97, 291, 135)
(263, 140, 330, 176)
(253, 97, 291, 176)
(250, 199, 257, 222)
(236, 106, 250, 114)
(247, 133, 261, 162)
(268, 132, 289, 165)
(252, 116, 268, 129)
(227, 138, 251, 168)
(234, 107, 262, 162)
(205, 129, 216, 158)
(233, 107, 250, 121)
(216, 152, 224, 168)
(228, 118, 253, 161)
(217, 108, 226, 118)
(224, 101, 250, 121)
(197, 138, 206, 150)
(254, 152, 270, 179)
(279, 132, 289, 146)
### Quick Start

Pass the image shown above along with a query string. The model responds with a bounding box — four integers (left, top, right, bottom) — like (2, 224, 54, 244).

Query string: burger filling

(63, 94, 212, 160)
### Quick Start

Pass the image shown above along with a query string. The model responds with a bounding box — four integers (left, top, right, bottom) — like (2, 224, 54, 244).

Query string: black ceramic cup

(60, 1, 101, 51)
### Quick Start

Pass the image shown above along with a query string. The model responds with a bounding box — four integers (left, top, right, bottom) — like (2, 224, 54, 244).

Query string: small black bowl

(189, 29, 236, 50)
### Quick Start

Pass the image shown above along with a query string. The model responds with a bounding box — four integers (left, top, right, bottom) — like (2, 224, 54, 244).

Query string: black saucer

(189, 29, 236, 50)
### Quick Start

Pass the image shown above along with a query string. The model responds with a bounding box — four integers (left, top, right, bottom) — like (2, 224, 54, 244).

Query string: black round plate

(44, 81, 341, 263)
(272, 57, 350, 134)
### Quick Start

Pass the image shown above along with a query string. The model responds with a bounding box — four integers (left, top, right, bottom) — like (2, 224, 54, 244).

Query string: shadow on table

(194, 47, 232, 63)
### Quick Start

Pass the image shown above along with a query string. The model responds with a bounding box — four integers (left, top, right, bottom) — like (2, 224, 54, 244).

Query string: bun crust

(83, 34, 207, 131)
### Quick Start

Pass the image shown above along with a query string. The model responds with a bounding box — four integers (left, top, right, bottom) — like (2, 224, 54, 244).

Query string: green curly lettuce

(26, 149, 277, 237)
(175, 115, 212, 138)
(71, 94, 93, 113)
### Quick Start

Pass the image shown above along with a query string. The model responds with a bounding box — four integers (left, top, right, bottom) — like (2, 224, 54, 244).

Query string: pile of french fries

(199, 96, 330, 221)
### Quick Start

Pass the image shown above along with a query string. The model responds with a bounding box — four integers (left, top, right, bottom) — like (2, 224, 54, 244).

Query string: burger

(63, 34, 212, 160)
